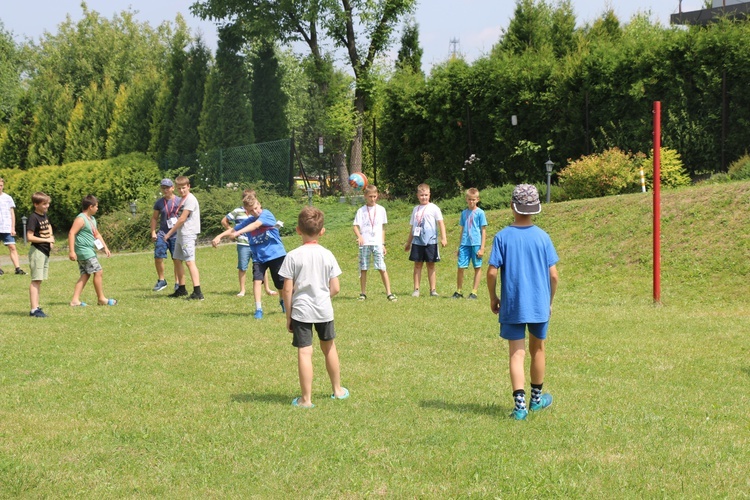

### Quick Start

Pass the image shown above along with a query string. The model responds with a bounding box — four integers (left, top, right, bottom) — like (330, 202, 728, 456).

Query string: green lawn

(1, 184, 748, 497)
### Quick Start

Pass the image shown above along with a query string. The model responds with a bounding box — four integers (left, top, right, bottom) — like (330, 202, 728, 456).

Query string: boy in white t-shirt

(0, 178, 27, 275)
(279, 206, 348, 408)
(352, 184, 396, 301)
(163, 176, 203, 300)
(404, 183, 447, 297)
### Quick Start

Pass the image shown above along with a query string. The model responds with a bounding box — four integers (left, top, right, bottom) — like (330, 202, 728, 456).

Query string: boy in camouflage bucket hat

(486, 184, 559, 420)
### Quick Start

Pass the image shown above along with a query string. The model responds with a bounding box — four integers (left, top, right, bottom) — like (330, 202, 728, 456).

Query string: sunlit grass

(1, 184, 749, 496)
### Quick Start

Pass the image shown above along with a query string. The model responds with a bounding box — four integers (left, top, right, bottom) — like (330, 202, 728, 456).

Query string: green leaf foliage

(0, 152, 160, 231)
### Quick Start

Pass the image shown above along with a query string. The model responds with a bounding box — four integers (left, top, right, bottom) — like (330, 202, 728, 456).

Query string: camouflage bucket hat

(511, 184, 541, 215)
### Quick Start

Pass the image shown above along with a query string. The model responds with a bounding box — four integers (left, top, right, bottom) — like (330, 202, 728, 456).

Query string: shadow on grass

(231, 393, 291, 405)
(419, 399, 508, 417)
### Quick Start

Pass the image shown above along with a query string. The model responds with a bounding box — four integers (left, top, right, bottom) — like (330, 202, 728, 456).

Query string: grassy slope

(0, 183, 748, 497)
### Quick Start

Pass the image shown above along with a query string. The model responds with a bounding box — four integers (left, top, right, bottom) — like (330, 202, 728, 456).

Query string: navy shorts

(409, 243, 440, 263)
(253, 256, 285, 289)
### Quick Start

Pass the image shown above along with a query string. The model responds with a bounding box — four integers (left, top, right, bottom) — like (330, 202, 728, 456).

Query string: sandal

(98, 298, 118, 306)
(70, 302, 87, 307)
(387, 294, 397, 302)
(358, 293, 367, 301)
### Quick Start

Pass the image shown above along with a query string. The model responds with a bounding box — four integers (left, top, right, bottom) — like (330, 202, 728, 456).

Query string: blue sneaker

(529, 393, 553, 412)
(279, 299, 286, 313)
(254, 309, 263, 320)
(511, 408, 528, 420)
(152, 279, 167, 292)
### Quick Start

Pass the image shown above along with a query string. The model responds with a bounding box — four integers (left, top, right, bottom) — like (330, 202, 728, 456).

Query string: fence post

(219, 148, 224, 187)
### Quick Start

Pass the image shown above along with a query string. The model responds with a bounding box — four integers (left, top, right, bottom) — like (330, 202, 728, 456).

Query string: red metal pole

(653, 101, 661, 304)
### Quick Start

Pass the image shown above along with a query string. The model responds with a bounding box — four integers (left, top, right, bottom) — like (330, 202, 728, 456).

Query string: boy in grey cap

(487, 184, 559, 420)
(150, 178, 181, 291)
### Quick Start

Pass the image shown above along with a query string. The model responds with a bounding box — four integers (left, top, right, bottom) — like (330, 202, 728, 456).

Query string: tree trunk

(334, 151, 351, 193)
(349, 87, 366, 174)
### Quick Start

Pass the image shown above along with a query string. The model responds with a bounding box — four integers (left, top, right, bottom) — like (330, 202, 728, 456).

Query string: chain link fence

(159, 139, 292, 193)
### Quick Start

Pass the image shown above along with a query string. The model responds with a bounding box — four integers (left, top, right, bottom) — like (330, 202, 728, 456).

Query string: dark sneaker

(15, 267, 27, 275)
(0, 268, 4, 275)
(152, 279, 167, 292)
(30, 308, 47, 318)
(169, 288, 188, 298)
(358, 293, 367, 301)
(187, 291, 204, 301)
(529, 393, 553, 412)
(451, 292, 463, 299)
(468, 293, 478, 300)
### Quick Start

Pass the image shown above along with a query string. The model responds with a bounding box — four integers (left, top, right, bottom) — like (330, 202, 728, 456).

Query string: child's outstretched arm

(68, 218, 84, 261)
(211, 227, 234, 248)
(232, 219, 263, 238)
(486, 265, 500, 315)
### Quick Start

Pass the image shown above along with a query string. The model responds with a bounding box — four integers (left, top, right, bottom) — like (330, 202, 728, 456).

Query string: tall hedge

(0, 152, 160, 231)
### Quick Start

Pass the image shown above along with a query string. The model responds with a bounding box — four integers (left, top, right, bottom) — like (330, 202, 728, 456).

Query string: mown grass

(0, 183, 748, 497)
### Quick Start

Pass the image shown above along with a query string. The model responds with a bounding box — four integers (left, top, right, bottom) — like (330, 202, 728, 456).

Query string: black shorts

(409, 243, 440, 263)
(252, 256, 286, 289)
(291, 319, 336, 348)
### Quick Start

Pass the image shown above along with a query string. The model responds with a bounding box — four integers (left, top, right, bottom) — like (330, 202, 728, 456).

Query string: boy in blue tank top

(487, 184, 559, 421)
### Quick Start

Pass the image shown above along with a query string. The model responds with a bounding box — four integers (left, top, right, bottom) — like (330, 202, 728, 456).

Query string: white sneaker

(411, 289, 420, 297)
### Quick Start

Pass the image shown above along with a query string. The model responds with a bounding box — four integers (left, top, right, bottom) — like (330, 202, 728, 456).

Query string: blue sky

(1, 1, 706, 73)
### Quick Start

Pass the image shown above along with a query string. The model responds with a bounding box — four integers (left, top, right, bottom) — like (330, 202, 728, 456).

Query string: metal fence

(159, 139, 292, 193)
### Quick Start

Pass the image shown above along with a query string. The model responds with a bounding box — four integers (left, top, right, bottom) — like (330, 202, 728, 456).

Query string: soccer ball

(348, 173, 368, 191)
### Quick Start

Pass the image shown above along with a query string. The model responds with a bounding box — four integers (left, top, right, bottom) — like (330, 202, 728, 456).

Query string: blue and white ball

(348, 173, 368, 191)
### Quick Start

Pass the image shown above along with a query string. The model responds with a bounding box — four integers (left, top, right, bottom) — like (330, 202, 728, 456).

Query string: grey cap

(512, 184, 541, 215)
(160, 178, 174, 187)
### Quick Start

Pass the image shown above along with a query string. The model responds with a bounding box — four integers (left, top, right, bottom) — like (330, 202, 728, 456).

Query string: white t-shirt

(353, 203, 387, 246)
(0, 193, 15, 233)
(278, 243, 342, 323)
(178, 193, 201, 236)
(409, 202, 443, 246)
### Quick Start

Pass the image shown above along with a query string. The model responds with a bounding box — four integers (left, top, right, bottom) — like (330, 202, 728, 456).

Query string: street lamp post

(21, 215, 28, 244)
(545, 159, 554, 204)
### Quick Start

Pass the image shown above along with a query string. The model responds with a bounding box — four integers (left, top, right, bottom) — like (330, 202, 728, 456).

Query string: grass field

(1, 184, 749, 497)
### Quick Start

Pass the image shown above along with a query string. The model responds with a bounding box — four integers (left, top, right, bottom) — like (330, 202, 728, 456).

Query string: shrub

(728, 154, 750, 180)
(558, 148, 640, 200)
(639, 148, 691, 189)
(0, 153, 160, 232)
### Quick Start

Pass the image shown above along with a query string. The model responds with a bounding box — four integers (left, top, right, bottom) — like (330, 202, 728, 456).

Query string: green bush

(557, 148, 640, 200)
(0, 153, 160, 232)
(728, 154, 750, 180)
(639, 148, 691, 189)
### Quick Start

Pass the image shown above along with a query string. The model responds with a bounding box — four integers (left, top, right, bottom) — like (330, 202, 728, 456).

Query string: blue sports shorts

(500, 322, 549, 341)
(457, 245, 482, 269)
